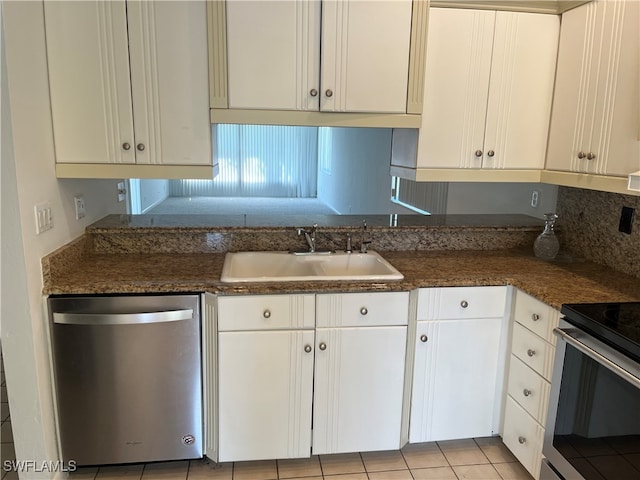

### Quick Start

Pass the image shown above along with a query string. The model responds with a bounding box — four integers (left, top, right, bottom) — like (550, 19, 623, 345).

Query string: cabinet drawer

(513, 290, 560, 344)
(511, 322, 555, 380)
(218, 294, 315, 331)
(502, 396, 544, 479)
(417, 286, 507, 320)
(507, 355, 551, 425)
(316, 292, 409, 327)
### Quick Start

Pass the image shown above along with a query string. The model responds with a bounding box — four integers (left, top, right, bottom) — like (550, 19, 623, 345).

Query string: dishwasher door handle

(53, 309, 194, 325)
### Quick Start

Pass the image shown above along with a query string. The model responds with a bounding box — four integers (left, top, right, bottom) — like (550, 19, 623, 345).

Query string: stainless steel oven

(543, 303, 640, 480)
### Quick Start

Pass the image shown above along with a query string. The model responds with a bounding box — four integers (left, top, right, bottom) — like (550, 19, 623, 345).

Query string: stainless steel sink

(220, 251, 404, 283)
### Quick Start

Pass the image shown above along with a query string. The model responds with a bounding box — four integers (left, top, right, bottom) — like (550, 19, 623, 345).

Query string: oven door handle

(554, 327, 640, 389)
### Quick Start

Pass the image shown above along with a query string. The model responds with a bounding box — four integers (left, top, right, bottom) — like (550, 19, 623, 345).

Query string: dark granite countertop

(43, 248, 640, 310)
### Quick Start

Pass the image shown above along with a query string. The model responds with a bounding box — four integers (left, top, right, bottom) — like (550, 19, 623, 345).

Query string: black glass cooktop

(561, 303, 640, 364)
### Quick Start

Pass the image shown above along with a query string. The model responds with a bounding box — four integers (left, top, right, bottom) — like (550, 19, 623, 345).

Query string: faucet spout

(297, 224, 318, 252)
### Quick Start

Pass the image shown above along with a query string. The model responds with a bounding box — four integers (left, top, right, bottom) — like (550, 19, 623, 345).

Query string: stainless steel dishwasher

(49, 294, 202, 466)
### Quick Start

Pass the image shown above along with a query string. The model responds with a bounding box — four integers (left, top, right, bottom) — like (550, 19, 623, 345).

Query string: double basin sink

(221, 250, 404, 283)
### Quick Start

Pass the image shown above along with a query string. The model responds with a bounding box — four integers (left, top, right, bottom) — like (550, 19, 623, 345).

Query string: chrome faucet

(297, 224, 318, 253)
(360, 219, 371, 253)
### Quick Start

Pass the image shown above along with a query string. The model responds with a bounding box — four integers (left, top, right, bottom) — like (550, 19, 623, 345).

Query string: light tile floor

(1, 352, 531, 480)
(65, 438, 532, 480)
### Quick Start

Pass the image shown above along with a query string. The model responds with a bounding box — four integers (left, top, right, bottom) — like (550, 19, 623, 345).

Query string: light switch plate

(74, 195, 86, 220)
(34, 202, 53, 234)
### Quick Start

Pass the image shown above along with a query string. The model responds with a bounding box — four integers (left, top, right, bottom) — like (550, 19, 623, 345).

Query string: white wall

(2, 2, 126, 476)
(317, 127, 412, 214)
(445, 182, 559, 219)
(139, 179, 169, 213)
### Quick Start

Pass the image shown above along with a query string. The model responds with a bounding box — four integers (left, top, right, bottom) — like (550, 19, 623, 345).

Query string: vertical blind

(391, 178, 448, 215)
(169, 124, 319, 197)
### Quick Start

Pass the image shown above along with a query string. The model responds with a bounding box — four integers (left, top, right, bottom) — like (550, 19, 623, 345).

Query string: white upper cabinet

(225, 0, 321, 111)
(44, 0, 213, 178)
(545, 0, 640, 177)
(318, 0, 412, 113)
(391, 8, 559, 174)
(217, 0, 422, 125)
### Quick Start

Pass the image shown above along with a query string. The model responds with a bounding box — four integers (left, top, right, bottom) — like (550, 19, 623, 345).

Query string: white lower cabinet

(216, 291, 409, 462)
(217, 294, 315, 462)
(409, 287, 508, 443)
(501, 289, 560, 479)
(313, 326, 407, 454)
(218, 330, 315, 461)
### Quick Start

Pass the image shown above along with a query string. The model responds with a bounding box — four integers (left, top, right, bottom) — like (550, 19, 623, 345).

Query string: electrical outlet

(530, 190, 539, 208)
(117, 182, 127, 202)
(34, 202, 53, 234)
(619, 206, 634, 234)
(74, 195, 86, 220)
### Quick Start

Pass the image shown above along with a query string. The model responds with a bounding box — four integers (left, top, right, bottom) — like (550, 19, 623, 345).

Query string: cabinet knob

(136, 143, 146, 152)
(325, 89, 333, 98)
(460, 300, 469, 308)
(304, 344, 312, 353)
(360, 307, 368, 316)
(474, 150, 483, 158)
(586, 152, 596, 160)
(319, 342, 327, 351)
(263, 310, 271, 319)
(420, 334, 428, 343)
(577, 151, 586, 159)
(487, 150, 495, 157)
(310, 89, 318, 97)
(523, 388, 532, 397)
(518, 436, 526, 444)
(122, 142, 131, 151)
(532, 313, 540, 321)
(527, 349, 536, 357)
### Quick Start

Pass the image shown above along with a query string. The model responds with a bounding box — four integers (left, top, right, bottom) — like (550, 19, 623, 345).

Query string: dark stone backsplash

(556, 187, 640, 278)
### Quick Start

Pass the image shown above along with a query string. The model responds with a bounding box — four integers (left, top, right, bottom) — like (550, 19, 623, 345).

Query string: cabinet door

(545, 1, 602, 174)
(312, 326, 407, 454)
(44, 1, 135, 165)
(410, 317, 502, 442)
(218, 330, 315, 462)
(546, 0, 639, 176)
(226, 0, 321, 110)
(320, 0, 412, 113)
(127, 1, 212, 166)
(483, 12, 559, 169)
(416, 8, 495, 168)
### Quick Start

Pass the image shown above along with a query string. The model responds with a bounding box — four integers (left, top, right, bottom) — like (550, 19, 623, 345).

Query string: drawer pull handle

(360, 307, 368, 315)
(319, 342, 327, 351)
(460, 300, 469, 308)
(263, 310, 271, 319)
(304, 345, 312, 353)
(518, 436, 526, 444)
(527, 349, 536, 357)
(532, 313, 540, 321)
(523, 388, 532, 397)
(420, 334, 428, 343)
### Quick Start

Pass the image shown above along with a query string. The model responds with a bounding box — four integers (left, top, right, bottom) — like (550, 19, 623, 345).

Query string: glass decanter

(534, 213, 559, 261)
